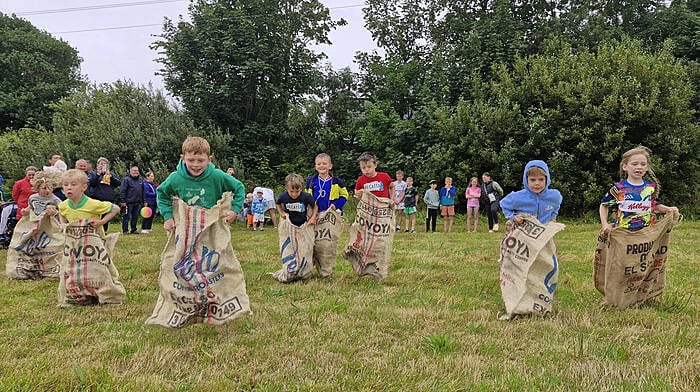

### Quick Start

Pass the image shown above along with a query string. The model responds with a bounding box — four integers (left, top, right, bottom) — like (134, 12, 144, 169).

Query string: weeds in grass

(423, 333, 458, 354)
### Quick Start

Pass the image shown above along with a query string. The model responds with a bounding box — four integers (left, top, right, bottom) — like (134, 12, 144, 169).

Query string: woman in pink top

(465, 177, 481, 232)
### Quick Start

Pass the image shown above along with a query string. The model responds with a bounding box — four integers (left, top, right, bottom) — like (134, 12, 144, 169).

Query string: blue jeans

(122, 202, 142, 233)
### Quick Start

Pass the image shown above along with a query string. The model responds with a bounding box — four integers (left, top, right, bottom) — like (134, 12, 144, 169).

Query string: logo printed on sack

(502, 236, 530, 261)
(353, 216, 392, 235)
(358, 200, 392, 217)
(315, 228, 332, 240)
(516, 220, 545, 239)
(316, 212, 337, 225)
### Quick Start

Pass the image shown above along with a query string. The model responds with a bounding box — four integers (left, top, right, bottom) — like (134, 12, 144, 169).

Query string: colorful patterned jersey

(600, 179, 657, 231)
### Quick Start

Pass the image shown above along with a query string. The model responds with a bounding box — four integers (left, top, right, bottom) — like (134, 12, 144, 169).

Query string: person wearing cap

(423, 180, 439, 232)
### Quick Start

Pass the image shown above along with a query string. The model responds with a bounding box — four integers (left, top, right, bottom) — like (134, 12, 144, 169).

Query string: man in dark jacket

(120, 165, 144, 234)
(90, 157, 121, 232)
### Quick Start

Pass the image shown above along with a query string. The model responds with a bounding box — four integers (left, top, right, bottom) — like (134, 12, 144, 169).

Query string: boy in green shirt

(157, 136, 245, 231)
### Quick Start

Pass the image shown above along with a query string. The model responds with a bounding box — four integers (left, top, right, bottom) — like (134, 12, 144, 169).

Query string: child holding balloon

(141, 171, 158, 233)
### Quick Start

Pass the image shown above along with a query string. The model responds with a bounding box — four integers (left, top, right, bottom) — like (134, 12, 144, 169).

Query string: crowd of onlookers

(1, 154, 158, 235)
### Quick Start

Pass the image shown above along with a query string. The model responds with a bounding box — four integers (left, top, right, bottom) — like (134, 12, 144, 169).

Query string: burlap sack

(58, 221, 125, 306)
(593, 212, 679, 308)
(271, 218, 315, 283)
(6, 211, 63, 280)
(313, 209, 343, 277)
(342, 192, 394, 281)
(498, 215, 565, 319)
(146, 193, 251, 328)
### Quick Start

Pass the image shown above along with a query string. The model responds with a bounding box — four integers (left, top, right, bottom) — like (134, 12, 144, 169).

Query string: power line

(57, 23, 163, 34)
(15, 0, 186, 16)
(15, 1, 364, 17)
(44, 2, 366, 35)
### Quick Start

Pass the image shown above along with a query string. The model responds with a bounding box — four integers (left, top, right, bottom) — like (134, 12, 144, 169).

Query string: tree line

(0, 1, 698, 216)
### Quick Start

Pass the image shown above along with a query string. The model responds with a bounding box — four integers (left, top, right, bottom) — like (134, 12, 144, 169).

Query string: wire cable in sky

(15, 1, 364, 16)
(15, 0, 186, 16)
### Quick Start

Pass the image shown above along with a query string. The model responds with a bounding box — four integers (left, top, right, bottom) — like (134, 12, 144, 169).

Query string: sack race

(498, 215, 565, 319)
(271, 218, 315, 283)
(342, 192, 394, 281)
(313, 209, 343, 277)
(58, 221, 125, 306)
(146, 193, 251, 328)
(6, 211, 63, 280)
(593, 212, 680, 308)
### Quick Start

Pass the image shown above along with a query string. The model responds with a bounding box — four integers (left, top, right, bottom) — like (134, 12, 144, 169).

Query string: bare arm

(599, 204, 612, 234)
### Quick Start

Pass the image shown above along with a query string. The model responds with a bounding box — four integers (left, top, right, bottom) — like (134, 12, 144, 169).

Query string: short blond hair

(31, 171, 62, 191)
(62, 169, 88, 184)
(182, 136, 211, 155)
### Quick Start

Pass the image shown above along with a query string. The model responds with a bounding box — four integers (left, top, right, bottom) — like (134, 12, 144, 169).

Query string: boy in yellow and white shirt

(58, 169, 120, 233)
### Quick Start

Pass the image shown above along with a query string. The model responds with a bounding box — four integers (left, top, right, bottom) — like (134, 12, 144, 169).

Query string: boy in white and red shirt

(354, 152, 395, 202)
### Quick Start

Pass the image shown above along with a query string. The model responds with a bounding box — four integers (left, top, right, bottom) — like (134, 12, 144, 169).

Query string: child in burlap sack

(147, 136, 250, 327)
(6, 171, 64, 280)
(498, 160, 563, 319)
(304, 153, 349, 277)
(344, 152, 395, 282)
(596, 146, 680, 308)
(271, 173, 318, 282)
(57, 169, 124, 305)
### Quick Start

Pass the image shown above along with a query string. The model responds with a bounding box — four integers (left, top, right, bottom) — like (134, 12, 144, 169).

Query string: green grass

(0, 217, 698, 391)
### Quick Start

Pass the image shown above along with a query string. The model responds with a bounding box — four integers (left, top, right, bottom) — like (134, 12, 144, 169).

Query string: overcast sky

(1, 0, 377, 93)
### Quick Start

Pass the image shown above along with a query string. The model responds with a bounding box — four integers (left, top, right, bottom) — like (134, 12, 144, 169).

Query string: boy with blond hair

(157, 136, 245, 231)
(58, 169, 120, 232)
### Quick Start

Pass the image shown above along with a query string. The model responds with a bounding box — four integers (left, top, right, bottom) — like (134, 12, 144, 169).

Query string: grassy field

(0, 215, 698, 391)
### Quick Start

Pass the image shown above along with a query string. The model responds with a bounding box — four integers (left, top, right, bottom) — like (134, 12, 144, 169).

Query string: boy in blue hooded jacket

(500, 160, 562, 225)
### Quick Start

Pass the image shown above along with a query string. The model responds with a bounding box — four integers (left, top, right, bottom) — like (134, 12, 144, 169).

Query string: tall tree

(0, 14, 82, 131)
(153, 0, 344, 183)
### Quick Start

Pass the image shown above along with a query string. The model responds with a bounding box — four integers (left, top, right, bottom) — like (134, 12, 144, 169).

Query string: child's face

(430, 183, 437, 189)
(146, 173, 154, 181)
(181, 152, 212, 177)
(62, 177, 87, 202)
(406, 178, 413, 186)
(396, 172, 404, 181)
(470, 178, 478, 187)
(287, 186, 302, 199)
(359, 160, 377, 178)
(246, 195, 253, 202)
(527, 174, 547, 194)
(445, 178, 452, 186)
(623, 153, 648, 182)
(38, 184, 52, 197)
(315, 157, 332, 177)
(256, 192, 264, 200)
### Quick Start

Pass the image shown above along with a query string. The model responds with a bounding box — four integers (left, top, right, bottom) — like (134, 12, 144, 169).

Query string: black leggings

(486, 202, 500, 229)
(425, 208, 438, 232)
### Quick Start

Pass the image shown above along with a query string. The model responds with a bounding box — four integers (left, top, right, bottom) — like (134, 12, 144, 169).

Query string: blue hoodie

(500, 160, 562, 223)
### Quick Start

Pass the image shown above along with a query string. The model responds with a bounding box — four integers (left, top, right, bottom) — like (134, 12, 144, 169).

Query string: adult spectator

(481, 172, 504, 233)
(120, 165, 144, 234)
(252, 185, 278, 227)
(43, 154, 67, 173)
(12, 166, 37, 219)
(90, 157, 121, 232)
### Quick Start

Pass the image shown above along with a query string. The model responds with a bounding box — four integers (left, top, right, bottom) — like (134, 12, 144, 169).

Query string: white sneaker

(140, 229, 150, 234)
(493, 224, 499, 232)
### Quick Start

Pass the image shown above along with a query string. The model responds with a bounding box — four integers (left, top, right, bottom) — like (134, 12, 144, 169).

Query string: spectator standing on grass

(465, 176, 481, 232)
(440, 177, 456, 232)
(393, 170, 407, 232)
(120, 166, 144, 235)
(424, 180, 439, 232)
(481, 172, 503, 233)
(90, 157, 121, 232)
(141, 171, 158, 234)
(253, 185, 278, 228)
(12, 166, 37, 219)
